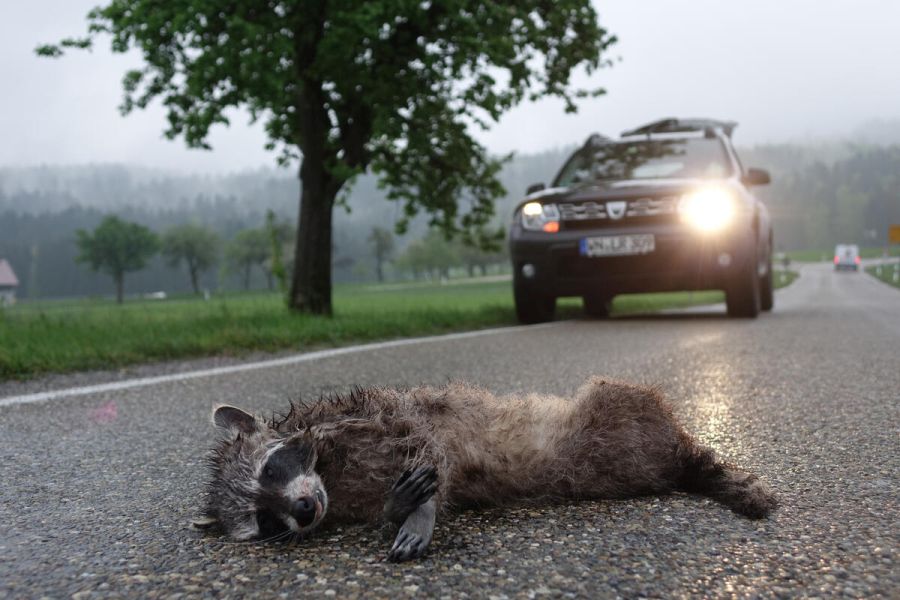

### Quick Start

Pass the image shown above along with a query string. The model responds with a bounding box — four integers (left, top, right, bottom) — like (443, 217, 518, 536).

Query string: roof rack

(583, 133, 613, 148)
(621, 118, 738, 139)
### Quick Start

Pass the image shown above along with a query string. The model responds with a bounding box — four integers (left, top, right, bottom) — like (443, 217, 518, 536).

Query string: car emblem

(606, 201, 627, 220)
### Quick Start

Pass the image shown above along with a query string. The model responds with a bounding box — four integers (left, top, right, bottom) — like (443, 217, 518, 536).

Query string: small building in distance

(0, 259, 20, 306)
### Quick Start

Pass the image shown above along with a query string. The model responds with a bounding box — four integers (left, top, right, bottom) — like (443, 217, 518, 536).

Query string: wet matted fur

(198, 377, 777, 560)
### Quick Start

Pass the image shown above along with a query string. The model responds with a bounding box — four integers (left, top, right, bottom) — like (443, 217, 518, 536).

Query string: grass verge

(865, 263, 900, 290)
(773, 270, 800, 288)
(0, 273, 798, 381)
(785, 246, 900, 263)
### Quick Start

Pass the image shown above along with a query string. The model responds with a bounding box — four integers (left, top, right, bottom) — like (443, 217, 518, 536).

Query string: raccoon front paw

(384, 465, 437, 524)
(386, 498, 436, 562)
(387, 528, 429, 562)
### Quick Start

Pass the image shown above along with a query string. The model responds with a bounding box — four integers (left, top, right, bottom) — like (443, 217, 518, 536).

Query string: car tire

(583, 293, 613, 318)
(514, 279, 556, 324)
(726, 248, 761, 319)
(760, 254, 774, 312)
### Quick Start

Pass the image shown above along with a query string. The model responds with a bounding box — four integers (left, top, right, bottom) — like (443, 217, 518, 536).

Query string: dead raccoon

(196, 378, 776, 561)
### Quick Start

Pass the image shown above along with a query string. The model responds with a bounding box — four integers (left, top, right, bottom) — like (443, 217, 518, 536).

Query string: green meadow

(785, 246, 900, 263)
(0, 274, 797, 380)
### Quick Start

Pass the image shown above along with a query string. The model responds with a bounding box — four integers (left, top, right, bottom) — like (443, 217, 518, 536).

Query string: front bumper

(510, 222, 755, 297)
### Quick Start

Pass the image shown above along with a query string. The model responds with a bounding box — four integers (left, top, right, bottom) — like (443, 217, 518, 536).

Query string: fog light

(718, 253, 732, 267)
(521, 264, 536, 278)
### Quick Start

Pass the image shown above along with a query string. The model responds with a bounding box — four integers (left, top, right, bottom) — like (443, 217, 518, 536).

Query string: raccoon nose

(291, 496, 317, 526)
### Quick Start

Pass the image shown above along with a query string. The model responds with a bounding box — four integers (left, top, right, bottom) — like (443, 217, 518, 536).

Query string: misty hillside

(1, 140, 898, 299)
(0, 148, 569, 299)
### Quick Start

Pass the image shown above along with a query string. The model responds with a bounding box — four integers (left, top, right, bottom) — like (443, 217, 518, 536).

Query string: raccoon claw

(393, 466, 436, 496)
(190, 515, 219, 530)
(387, 498, 435, 562)
(387, 529, 428, 562)
(385, 465, 437, 524)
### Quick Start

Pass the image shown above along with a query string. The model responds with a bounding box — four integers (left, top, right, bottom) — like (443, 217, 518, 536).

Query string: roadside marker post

(890, 225, 900, 282)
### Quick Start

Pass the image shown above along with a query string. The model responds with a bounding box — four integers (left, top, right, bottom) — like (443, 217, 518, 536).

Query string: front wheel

(514, 280, 556, 324)
(726, 250, 761, 319)
(760, 255, 774, 312)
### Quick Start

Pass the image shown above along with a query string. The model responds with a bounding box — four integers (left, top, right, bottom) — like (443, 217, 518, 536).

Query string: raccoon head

(202, 405, 328, 541)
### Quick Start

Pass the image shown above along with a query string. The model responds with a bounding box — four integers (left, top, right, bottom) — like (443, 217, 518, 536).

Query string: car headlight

(521, 202, 560, 233)
(679, 187, 737, 232)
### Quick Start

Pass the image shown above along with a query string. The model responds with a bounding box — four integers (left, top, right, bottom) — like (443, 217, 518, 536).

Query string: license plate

(579, 234, 655, 257)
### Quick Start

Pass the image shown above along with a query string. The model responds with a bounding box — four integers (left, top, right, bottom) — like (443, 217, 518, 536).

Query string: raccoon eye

(264, 466, 274, 478)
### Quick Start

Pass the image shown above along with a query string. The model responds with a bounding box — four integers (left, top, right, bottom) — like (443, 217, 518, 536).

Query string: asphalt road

(1, 263, 898, 598)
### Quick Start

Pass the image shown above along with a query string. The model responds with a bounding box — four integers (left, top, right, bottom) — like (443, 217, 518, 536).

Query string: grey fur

(200, 377, 777, 560)
(388, 499, 436, 562)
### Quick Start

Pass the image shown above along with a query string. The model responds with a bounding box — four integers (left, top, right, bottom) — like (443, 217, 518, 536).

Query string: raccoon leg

(387, 499, 436, 562)
(677, 437, 777, 519)
(383, 465, 437, 524)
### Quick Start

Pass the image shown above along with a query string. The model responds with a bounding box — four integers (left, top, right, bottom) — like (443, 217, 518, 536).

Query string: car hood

(522, 178, 731, 206)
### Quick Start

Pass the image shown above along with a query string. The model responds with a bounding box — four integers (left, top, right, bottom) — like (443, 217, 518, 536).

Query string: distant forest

(1, 140, 899, 300)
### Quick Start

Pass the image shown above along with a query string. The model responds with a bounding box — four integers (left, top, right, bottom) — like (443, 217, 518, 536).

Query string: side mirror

(526, 182, 546, 195)
(743, 168, 771, 186)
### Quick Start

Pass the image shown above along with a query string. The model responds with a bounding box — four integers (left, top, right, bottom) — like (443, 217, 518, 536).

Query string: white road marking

(0, 323, 558, 408)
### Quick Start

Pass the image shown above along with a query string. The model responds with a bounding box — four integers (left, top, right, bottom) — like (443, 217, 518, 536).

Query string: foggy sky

(2, 0, 899, 174)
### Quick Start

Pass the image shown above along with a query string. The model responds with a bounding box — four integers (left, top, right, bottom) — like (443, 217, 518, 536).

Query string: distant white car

(834, 244, 860, 271)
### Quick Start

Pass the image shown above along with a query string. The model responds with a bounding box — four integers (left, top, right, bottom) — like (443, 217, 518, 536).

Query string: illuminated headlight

(521, 202, 560, 233)
(679, 187, 737, 232)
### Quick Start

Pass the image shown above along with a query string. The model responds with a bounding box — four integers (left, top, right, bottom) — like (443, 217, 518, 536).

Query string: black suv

(509, 118, 773, 322)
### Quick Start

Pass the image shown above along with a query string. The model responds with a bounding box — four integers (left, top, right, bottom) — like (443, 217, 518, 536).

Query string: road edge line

(0, 322, 557, 408)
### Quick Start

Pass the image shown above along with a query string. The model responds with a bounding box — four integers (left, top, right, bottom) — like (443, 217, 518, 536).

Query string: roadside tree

(368, 227, 395, 283)
(161, 224, 220, 295)
(455, 235, 508, 277)
(75, 215, 159, 303)
(396, 230, 460, 280)
(265, 210, 295, 293)
(38, 1, 616, 315)
(225, 229, 270, 291)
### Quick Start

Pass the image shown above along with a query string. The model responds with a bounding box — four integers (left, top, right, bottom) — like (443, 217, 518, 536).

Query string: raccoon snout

(291, 496, 317, 526)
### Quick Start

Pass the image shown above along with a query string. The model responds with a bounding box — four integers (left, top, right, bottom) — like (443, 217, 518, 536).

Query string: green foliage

(225, 229, 270, 290)
(453, 233, 508, 277)
(394, 228, 508, 280)
(755, 146, 900, 251)
(265, 210, 292, 294)
(161, 223, 220, 294)
(368, 227, 395, 259)
(75, 215, 159, 303)
(368, 227, 395, 282)
(38, 0, 616, 312)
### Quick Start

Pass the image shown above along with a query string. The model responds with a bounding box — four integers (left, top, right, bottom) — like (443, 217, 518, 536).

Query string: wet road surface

(1, 263, 897, 598)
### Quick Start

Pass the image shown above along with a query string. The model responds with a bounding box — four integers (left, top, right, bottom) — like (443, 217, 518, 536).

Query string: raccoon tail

(677, 439, 777, 519)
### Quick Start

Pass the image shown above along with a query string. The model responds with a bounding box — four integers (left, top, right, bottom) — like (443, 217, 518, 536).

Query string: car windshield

(554, 138, 732, 186)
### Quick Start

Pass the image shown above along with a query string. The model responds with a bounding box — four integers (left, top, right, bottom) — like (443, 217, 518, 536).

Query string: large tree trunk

(289, 156, 338, 314)
(288, 62, 358, 313)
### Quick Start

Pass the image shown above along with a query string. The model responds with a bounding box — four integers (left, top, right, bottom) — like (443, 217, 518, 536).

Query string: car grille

(558, 196, 679, 228)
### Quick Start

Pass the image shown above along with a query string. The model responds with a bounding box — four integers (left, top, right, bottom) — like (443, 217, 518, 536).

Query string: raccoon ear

(213, 405, 258, 434)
